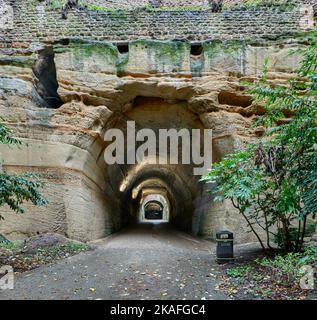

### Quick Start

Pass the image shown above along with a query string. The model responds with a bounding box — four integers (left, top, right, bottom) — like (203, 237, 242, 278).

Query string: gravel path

(0, 223, 227, 300)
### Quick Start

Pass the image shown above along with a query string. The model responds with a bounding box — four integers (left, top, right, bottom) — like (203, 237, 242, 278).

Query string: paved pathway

(0, 223, 227, 300)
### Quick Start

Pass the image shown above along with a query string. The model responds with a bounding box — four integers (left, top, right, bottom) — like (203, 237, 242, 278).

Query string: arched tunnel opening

(117, 165, 196, 231)
(103, 96, 209, 234)
(26, 45, 219, 239)
(143, 200, 165, 221)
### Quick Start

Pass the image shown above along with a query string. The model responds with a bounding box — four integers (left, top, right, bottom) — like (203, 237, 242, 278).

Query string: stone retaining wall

(0, 0, 314, 48)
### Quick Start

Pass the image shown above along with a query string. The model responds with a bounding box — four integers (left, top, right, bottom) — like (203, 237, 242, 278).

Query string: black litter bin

(216, 230, 234, 264)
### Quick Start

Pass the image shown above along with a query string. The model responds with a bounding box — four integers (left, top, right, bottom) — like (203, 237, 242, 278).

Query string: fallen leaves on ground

(0, 241, 90, 273)
(219, 262, 317, 300)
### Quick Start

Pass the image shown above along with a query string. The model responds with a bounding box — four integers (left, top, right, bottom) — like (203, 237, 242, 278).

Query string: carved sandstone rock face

(0, 0, 315, 243)
(0, 37, 306, 242)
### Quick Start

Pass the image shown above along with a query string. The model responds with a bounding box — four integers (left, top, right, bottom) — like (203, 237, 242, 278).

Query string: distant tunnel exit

(138, 194, 170, 223)
(144, 201, 163, 220)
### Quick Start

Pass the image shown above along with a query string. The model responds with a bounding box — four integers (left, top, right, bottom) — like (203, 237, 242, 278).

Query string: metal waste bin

(216, 230, 234, 264)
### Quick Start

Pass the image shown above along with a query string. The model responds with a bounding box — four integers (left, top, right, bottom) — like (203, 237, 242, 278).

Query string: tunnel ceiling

(105, 97, 205, 195)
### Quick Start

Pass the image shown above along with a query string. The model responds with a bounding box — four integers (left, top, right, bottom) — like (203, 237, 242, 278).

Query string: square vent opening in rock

(117, 43, 129, 54)
(190, 43, 203, 56)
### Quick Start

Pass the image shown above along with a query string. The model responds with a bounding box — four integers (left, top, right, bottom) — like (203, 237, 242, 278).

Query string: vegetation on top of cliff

(38, 0, 300, 16)
(202, 29, 317, 253)
(222, 0, 298, 11)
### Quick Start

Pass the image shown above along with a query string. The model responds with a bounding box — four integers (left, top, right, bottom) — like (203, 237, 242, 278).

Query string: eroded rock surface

(0, 0, 315, 243)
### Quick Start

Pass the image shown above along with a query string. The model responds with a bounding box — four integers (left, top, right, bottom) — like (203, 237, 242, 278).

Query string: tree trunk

(280, 217, 292, 252)
(241, 211, 266, 251)
(299, 216, 307, 252)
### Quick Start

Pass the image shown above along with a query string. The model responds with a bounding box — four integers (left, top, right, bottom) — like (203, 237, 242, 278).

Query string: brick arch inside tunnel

(139, 194, 170, 222)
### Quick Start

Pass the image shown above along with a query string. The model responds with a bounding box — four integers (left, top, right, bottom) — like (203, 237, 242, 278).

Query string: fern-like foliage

(202, 29, 317, 252)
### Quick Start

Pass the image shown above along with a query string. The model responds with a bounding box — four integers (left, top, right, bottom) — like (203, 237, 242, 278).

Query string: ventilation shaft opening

(117, 42, 129, 54)
(190, 43, 203, 56)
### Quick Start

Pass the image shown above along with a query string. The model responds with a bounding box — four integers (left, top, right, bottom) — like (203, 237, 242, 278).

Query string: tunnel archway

(115, 162, 196, 231)
(101, 95, 209, 233)
(144, 200, 164, 220)
(140, 194, 170, 222)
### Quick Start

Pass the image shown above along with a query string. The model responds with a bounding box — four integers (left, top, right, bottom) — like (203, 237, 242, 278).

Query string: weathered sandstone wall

(0, 0, 315, 242)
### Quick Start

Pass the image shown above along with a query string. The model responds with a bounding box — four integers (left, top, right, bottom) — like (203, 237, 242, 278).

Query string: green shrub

(202, 30, 317, 253)
(227, 266, 253, 278)
(257, 246, 317, 285)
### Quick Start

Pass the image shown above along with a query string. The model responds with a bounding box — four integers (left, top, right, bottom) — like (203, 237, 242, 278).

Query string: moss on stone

(79, 2, 117, 12)
(55, 40, 118, 59)
(45, 0, 66, 10)
(190, 58, 204, 77)
(116, 52, 129, 72)
(131, 39, 190, 72)
(0, 57, 36, 68)
(203, 40, 244, 60)
(223, 0, 298, 12)
(53, 40, 119, 73)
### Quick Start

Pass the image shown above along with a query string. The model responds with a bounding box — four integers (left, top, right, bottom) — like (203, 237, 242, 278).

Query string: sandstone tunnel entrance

(1, 0, 315, 246)
(104, 96, 209, 233)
